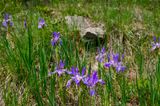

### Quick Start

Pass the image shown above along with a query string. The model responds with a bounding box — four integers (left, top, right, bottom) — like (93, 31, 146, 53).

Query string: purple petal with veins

(98, 79, 105, 85)
(59, 60, 65, 68)
(4, 13, 9, 20)
(90, 89, 96, 96)
(66, 79, 72, 88)
(96, 47, 106, 62)
(104, 62, 112, 68)
(2, 21, 7, 27)
(153, 36, 157, 42)
(113, 53, 119, 63)
(81, 67, 86, 76)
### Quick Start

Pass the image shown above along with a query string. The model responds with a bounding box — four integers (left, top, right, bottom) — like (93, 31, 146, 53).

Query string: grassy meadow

(0, 0, 160, 105)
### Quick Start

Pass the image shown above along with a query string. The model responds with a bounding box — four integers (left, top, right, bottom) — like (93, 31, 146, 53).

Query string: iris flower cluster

(96, 47, 126, 72)
(151, 36, 160, 51)
(3, 13, 160, 96)
(48, 60, 105, 96)
(2, 13, 13, 28)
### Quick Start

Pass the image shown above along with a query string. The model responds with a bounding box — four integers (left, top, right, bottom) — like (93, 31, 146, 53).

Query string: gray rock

(65, 16, 90, 30)
(65, 16, 105, 41)
(80, 27, 104, 41)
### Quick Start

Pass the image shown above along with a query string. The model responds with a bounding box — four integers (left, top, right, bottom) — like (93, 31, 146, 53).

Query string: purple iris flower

(38, 18, 45, 29)
(115, 62, 126, 72)
(83, 71, 105, 96)
(104, 53, 126, 72)
(96, 47, 106, 62)
(48, 60, 67, 76)
(2, 13, 13, 28)
(66, 67, 86, 88)
(51, 32, 60, 46)
(151, 36, 160, 51)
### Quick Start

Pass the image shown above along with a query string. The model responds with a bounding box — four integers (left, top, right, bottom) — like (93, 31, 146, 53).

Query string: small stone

(65, 16, 105, 42)
(80, 27, 104, 40)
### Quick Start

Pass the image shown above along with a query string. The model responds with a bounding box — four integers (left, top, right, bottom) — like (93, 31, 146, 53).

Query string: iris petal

(66, 79, 72, 88)
(90, 89, 96, 96)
